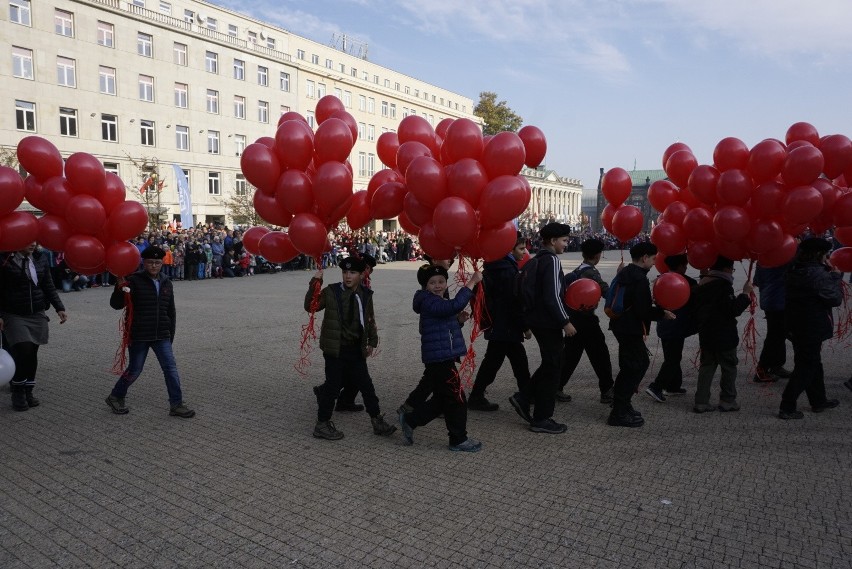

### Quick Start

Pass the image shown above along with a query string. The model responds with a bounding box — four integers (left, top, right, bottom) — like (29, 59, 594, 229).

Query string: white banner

(172, 164, 193, 228)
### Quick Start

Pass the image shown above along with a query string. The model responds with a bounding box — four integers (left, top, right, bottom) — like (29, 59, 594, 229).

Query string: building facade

(595, 167, 668, 233)
(1, 0, 479, 225)
(521, 166, 583, 231)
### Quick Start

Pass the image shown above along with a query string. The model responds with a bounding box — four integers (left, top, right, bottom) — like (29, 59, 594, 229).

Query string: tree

(473, 91, 523, 135)
(0, 146, 19, 170)
(126, 154, 167, 228)
(222, 184, 262, 226)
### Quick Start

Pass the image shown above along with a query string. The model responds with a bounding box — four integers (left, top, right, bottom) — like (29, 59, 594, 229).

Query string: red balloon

(782, 185, 823, 225)
(835, 226, 852, 246)
(811, 178, 839, 215)
(396, 141, 432, 176)
(687, 164, 720, 205)
(601, 167, 632, 206)
(650, 222, 687, 255)
(601, 203, 618, 233)
(647, 180, 679, 213)
(16, 136, 63, 182)
(786, 122, 820, 147)
(0, 166, 25, 216)
(253, 190, 293, 227)
(751, 181, 786, 218)
(403, 192, 433, 227)
(367, 169, 403, 204)
(314, 118, 354, 164)
(106, 200, 149, 241)
(277, 112, 306, 128)
(24, 176, 46, 211)
(65, 153, 106, 196)
(714, 238, 749, 262)
(41, 176, 74, 215)
(432, 197, 476, 247)
(398, 116, 438, 154)
(276, 169, 314, 215)
(661, 201, 690, 227)
(342, 190, 369, 230)
(460, 239, 483, 261)
(565, 278, 602, 311)
(442, 118, 484, 164)
(435, 118, 455, 139)
(678, 184, 702, 209)
(242, 226, 271, 255)
(666, 150, 698, 188)
(98, 173, 126, 214)
(481, 132, 526, 179)
(653, 273, 691, 310)
(713, 205, 751, 242)
(370, 182, 407, 220)
(446, 158, 488, 208)
(830, 247, 852, 271)
(478, 175, 529, 228)
(834, 192, 852, 226)
(0, 212, 38, 251)
(315, 95, 345, 125)
(713, 137, 749, 172)
(611, 205, 643, 242)
(105, 241, 141, 277)
(329, 110, 358, 143)
(745, 219, 784, 254)
(397, 211, 420, 235)
(406, 156, 448, 209)
(654, 254, 669, 275)
(478, 221, 518, 262)
(418, 222, 456, 259)
(288, 213, 328, 257)
(64, 234, 105, 270)
(37, 214, 72, 251)
(313, 162, 353, 217)
(258, 231, 300, 263)
(687, 240, 718, 270)
(66, 194, 106, 235)
(376, 132, 400, 168)
(256, 135, 277, 149)
(274, 120, 314, 171)
(241, 143, 282, 194)
(820, 134, 852, 179)
(682, 207, 714, 242)
(662, 142, 692, 170)
(759, 234, 797, 268)
(716, 169, 753, 206)
(518, 125, 547, 168)
(781, 145, 824, 187)
(748, 139, 787, 184)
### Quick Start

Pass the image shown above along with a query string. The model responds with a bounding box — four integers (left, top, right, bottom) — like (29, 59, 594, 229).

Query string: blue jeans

(111, 339, 184, 405)
(197, 262, 206, 279)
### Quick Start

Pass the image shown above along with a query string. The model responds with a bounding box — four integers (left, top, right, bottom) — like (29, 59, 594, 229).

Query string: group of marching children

(303, 221, 847, 452)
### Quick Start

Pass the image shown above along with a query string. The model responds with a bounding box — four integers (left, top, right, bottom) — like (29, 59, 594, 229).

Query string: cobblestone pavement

(1, 253, 851, 569)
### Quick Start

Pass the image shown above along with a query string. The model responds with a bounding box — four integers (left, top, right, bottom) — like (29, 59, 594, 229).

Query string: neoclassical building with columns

(520, 166, 584, 230)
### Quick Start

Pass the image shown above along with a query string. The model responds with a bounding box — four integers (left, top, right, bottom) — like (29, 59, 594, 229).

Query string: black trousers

(317, 346, 380, 422)
(9, 342, 39, 389)
(780, 340, 828, 412)
(612, 334, 650, 413)
(758, 310, 787, 370)
(405, 360, 468, 445)
(649, 337, 685, 391)
(560, 319, 613, 394)
(470, 340, 530, 399)
(525, 327, 563, 422)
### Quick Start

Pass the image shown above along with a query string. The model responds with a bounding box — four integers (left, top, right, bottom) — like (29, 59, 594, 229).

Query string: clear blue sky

(212, 0, 852, 189)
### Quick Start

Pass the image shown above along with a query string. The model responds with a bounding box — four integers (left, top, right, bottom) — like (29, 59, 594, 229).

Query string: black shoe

(812, 399, 840, 413)
(105, 395, 129, 415)
(753, 366, 779, 383)
(555, 390, 572, 402)
(24, 388, 39, 408)
(600, 388, 614, 405)
(11, 389, 28, 412)
(335, 401, 365, 412)
(468, 397, 499, 411)
(644, 385, 666, 402)
(509, 393, 532, 424)
(607, 411, 644, 427)
(627, 404, 642, 418)
(529, 418, 567, 434)
(778, 409, 804, 420)
(664, 387, 687, 395)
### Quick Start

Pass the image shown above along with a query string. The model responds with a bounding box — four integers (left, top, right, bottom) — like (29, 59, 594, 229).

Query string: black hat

(417, 264, 449, 287)
(539, 222, 571, 239)
(361, 254, 377, 269)
(340, 257, 367, 272)
(710, 255, 735, 271)
(580, 238, 605, 258)
(140, 246, 165, 260)
(798, 237, 831, 254)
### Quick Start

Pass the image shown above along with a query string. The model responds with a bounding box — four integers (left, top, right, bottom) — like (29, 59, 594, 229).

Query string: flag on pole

(172, 164, 193, 228)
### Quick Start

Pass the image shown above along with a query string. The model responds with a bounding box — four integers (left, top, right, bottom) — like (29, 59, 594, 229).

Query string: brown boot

(371, 414, 397, 436)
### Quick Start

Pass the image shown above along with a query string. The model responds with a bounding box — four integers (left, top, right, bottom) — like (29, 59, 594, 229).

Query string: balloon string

(740, 260, 759, 377)
(833, 281, 852, 343)
(110, 290, 133, 375)
(295, 267, 322, 376)
(452, 256, 482, 402)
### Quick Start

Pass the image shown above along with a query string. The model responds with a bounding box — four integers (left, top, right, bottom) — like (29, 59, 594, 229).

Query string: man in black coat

(105, 246, 195, 418)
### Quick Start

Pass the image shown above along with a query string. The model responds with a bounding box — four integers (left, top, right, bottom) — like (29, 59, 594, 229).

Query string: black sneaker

(529, 418, 567, 434)
(169, 403, 196, 418)
(753, 366, 779, 383)
(397, 406, 414, 445)
(600, 388, 614, 405)
(778, 409, 804, 420)
(508, 393, 532, 424)
(105, 395, 129, 415)
(468, 397, 499, 411)
(664, 387, 687, 395)
(555, 390, 572, 402)
(606, 411, 644, 428)
(645, 385, 666, 403)
(812, 399, 840, 413)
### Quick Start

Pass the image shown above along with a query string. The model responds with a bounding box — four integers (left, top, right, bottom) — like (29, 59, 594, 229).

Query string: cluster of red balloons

(240, 95, 359, 262)
(1, 136, 148, 276)
(356, 116, 545, 262)
(600, 168, 644, 242)
(645, 122, 852, 271)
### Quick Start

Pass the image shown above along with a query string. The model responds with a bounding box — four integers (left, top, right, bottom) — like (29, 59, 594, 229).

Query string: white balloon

(0, 349, 15, 386)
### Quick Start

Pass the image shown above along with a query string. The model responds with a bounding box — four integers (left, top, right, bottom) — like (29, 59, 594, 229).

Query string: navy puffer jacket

(785, 261, 842, 343)
(413, 287, 473, 363)
(110, 271, 175, 342)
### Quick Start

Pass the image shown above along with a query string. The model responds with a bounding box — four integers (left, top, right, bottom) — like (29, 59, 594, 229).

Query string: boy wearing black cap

(509, 222, 576, 434)
(398, 264, 483, 452)
(105, 246, 195, 418)
(308, 257, 396, 440)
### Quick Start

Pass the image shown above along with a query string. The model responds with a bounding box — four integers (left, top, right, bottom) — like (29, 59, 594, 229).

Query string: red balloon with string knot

(565, 278, 602, 311)
(653, 272, 691, 310)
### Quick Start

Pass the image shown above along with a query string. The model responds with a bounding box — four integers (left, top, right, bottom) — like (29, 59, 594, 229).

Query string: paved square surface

(1, 252, 851, 568)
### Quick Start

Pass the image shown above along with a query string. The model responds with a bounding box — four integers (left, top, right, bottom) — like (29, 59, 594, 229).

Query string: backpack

(563, 264, 588, 287)
(514, 256, 541, 316)
(603, 275, 627, 319)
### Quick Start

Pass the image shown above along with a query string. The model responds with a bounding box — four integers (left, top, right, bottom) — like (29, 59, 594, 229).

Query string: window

(368, 154, 376, 177)
(176, 125, 189, 150)
(258, 101, 268, 123)
(15, 100, 35, 131)
(311, 54, 319, 64)
(296, 49, 305, 60)
(228, 24, 237, 37)
(358, 152, 366, 177)
(279, 105, 290, 115)
(357, 123, 366, 140)
(174, 83, 188, 107)
(395, 82, 400, 91)
(141, 119, 155, 146)
(207, 130, 219, 154)
(101, 114, 118, 142)
(267, 37, 275, 49)
(159, 1, 171, 14)
(55, 9, 73, 36)
(306, 80, 315, 98)
(56, 57, 76, 87)
(183, 9, 193, 24)
(384, 79, 390, 88)
(257, 65, 268, 86)
(403, 107, 409, 119)
(279, 72, 290, 92)
(103, 162, 119, 176)
(137, 33, 152, 57)
(390, 103, 396, 119)
(206, 17, 217, 31)
(343, 91, 352, 108)
(132, 0, 144, 6)
(59, 107, 77, 137)
(10, 0, 31, 25)
(233, 59, 244, 80)
(306, 110, 315, 128)
(362, 71, 368, 81)
(234, 135, 246, 156)
(234, 96, 245, 119)
(235, 173, 247, 196)
(97, 21, 114, 47)
(138, 75, 154, 101)
(381, 101, 388, 117)
(247, 31, 256, 44)
(367, 98, 375, 113)
(317, 83, 326, 98)
(334, 88, 342, 100)
(12, 47, 34, 79)
(206, 89, 219, 114)
(351, 67, 357, 77)
(373, 75, 379, 84)
(339, 63, 345, 73)
(208, 172, 220, 195)
(367, 125, 375, 142)
(358, 95, 366, 112)
(173, 42, 187, 65)
(99, 66, 116, 95)
(205, 51, 218, 73)
(405, 86, 410, 95)
(325, 58, 332, 69)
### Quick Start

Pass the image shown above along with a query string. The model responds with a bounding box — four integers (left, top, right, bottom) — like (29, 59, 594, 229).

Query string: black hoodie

(608, 263, 664, 336)
(785, 261, 842, 343)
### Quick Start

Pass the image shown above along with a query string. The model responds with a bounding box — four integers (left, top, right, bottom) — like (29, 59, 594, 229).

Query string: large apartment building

(1, 0, 480, 225)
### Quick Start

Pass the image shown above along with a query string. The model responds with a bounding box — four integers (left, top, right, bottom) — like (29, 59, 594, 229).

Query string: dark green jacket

(305, 278, 378, 358)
